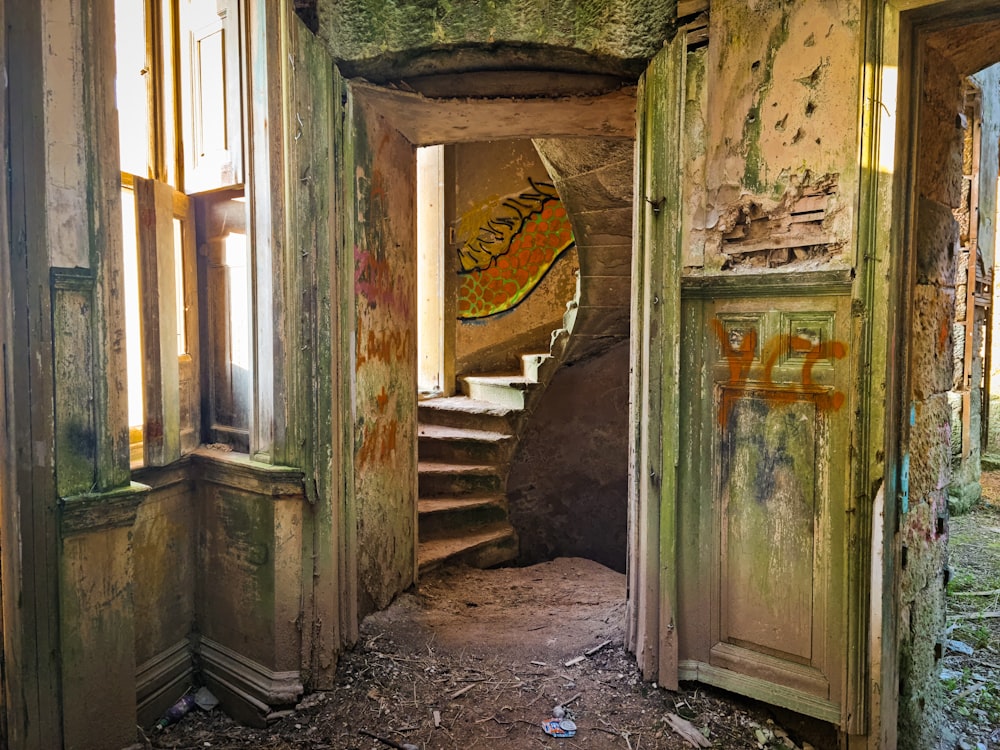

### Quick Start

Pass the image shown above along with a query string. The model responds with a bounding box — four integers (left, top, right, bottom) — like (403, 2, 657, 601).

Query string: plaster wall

(351, 96, 419, 616)
(686, 0, 860, 275)
(507, 341, 630, 572)
(451, 140, 580, 377)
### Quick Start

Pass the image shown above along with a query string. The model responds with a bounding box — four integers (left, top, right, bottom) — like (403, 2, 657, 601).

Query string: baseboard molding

(136, 638, 194, 727)
(195, 635, 303, 727)
(678, 659, 841, 725)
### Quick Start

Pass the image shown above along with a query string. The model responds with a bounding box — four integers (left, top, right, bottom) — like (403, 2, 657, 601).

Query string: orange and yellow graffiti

(457, 180, 575, 319)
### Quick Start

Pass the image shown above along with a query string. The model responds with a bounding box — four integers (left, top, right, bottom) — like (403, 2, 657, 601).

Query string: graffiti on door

(711, 318, 847, 427)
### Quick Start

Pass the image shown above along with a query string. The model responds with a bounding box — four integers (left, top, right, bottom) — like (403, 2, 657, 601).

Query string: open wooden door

(677, 282, 852, 726)
(627, 25, 857, 732)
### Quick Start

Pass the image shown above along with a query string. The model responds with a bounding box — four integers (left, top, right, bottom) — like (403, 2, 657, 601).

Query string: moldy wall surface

(314, 0, 676, 80)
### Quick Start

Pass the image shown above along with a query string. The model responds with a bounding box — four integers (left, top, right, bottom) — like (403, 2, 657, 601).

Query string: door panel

(679, 287, 851, 725)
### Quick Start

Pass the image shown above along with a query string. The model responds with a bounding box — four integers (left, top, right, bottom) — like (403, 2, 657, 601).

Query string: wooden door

(677, 279, 852, 725)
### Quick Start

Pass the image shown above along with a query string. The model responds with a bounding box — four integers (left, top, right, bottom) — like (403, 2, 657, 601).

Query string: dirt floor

(146, 482, 1000, 750)
(940, 473, 1000, 750)
(148, 557, 834, 750)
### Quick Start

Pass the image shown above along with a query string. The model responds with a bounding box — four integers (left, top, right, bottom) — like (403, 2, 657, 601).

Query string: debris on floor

(151, 558, 835, 749)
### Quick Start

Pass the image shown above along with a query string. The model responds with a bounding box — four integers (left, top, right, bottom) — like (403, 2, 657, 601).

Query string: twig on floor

(585, 639, 613, 657)
(450, 683, 477, 700)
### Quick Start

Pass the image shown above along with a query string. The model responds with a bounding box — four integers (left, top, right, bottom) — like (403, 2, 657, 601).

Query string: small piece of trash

(193, 686, 219, 711)
(542, 718, 577, 738)
(946, 638, 975, 655)
(941, 668, 964, 681)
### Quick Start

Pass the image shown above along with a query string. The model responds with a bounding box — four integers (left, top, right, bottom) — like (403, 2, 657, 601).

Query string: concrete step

(418, 424, 514, 463)
(418, 461, 503, 496)
(460, 375, 534, 409)
(418, 495, 508, 537)
(418, 396, 519, 433)
(417, 522, 518, 575)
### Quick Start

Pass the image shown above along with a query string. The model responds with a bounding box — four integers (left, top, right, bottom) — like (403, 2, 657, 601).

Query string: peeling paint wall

(687, 0, 860, 275)
(350, 96, 419, 616)
(451, 140, 580, 377)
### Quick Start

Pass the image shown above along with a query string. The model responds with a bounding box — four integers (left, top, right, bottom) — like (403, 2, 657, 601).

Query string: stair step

(461, 375, 535, 409)
(418, 522, 518, 575)
(418, 424, 513, 463)
(418, 396, 519, 432)
(418, 495, 508, 536)
(418, 461, 503, 496)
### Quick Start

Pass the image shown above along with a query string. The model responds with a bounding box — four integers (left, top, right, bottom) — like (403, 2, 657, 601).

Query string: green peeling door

(677, 285, 852, 726)
(630, 31, 854, 731)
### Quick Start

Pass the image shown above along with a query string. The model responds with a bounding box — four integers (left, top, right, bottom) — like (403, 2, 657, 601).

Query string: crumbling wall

(948, 77, 992, 514)
(897, 45, 964, 750)
(451, 140, 579, 377)
(686, 0, 860, 276)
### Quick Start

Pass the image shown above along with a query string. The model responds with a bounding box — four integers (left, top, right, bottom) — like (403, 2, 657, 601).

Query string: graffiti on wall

(353, 160, 413, 471)
(457, 179, 575, 319)
(711, 319, 847, 427)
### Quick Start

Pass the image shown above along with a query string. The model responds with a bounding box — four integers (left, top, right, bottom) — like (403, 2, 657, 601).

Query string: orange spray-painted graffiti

(711, 319, 847, 427)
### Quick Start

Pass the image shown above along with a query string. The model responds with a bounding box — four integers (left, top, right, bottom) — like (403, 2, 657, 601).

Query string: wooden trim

(59, 482, 149, 537)
(245, 0, 285, 461)
(335, 66, 360, 650)
(195, 635, 303, 711)
(679, 660, 842, 725)
(136, 177, 182, 466)
(136, 638, 195, 726)
(681, 270, 853, 299)
(4, 1, 64, 744)
(191, 447, 304, 498)
(626, 36, 686, 692)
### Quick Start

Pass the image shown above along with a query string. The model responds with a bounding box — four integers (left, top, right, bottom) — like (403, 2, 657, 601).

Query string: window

(115, 0, 248, 466)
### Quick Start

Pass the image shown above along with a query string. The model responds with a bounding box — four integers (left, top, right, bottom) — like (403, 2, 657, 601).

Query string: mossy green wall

(315, 0, 676, 79)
